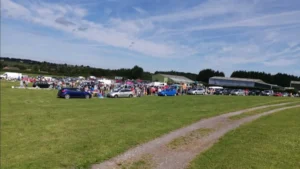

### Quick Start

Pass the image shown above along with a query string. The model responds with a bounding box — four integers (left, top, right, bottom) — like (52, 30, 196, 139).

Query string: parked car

(107, 89, 134, 98)
(231, 89, 245, 96)
(112, 87, 122, 92)
(282, 92, 289, 97)
(187, 88, 205, 95)
(57, 88, 91, 99)
(158, 88, 177, 96)
(248, 90, 261, 96)
(33, 81, 53, 88)
(213, 89, 224, 95)
(273, 92, 283, 97)
(222, 89, 232, 95)
(261, 90, 274, 96)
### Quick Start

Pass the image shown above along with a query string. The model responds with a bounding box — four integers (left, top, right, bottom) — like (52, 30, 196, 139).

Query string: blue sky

(1, 0, 300, 76)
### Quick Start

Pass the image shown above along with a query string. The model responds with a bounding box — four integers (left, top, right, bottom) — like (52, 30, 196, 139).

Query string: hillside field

(0, 80, 295, 169)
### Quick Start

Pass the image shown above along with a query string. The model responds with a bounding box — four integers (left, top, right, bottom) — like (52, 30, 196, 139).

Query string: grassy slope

(0, 81, 295, 169)
(189, 108, 300, 169)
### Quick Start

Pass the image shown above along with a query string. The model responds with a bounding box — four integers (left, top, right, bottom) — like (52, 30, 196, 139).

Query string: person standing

(180, 86, 183, 96)
(147, 87, 150, 95)
(20, 80, 24, 88)
(158, 87, 162, 93)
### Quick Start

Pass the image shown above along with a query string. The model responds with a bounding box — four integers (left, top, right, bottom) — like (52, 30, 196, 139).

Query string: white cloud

(263, 58, 299, 66)
(29, 2, 87, 18)
(133, 7, 147, 14)
(222, 47, 233, 52)
(0, 25, 140, 69)
(1, 0, 191, 58)
(1, 0, 31, 19)
(185, 10, 300, 31)
(2, 0, 300, 75)
(204, 44, 264, 65)
(148, 0, 253, 23)
(108, 18, 141, 35)
(104, 8, 112, 15)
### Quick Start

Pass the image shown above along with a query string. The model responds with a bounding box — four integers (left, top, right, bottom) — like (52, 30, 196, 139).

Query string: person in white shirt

(158, 87, 162, 92)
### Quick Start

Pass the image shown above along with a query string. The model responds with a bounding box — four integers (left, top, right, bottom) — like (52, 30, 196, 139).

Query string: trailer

(0, 72, 22, 80)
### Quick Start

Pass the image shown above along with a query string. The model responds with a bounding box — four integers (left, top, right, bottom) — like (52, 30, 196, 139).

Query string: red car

(273, 92, 283, 97)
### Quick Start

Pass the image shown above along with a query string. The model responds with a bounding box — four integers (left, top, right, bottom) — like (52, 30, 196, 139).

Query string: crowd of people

(13, 75, 210, 97)
(9, 76, 300, 98)
(15, 75, 289, 98)
(53, 80, 201, 97)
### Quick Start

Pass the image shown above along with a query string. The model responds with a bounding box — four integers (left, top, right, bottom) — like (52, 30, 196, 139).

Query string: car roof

(120, 89, 131, 91)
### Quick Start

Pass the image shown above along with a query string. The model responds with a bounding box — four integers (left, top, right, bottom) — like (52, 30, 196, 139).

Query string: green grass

(168, 128, 213, 149)
(0, 80, 297, 169)
(189, 108, 300, 169)
(229, 101, 300, 120)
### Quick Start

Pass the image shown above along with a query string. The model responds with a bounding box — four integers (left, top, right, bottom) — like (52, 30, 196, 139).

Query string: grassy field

(0, 80, 297, 169)
(189, 108, 300, 169)
(229, 101, 300, 120)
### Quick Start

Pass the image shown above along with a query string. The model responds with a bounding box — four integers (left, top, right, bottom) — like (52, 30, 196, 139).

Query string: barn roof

(159, 74, 194, 83)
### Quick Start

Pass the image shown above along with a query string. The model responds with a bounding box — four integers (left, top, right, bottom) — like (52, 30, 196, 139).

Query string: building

(209, 76, 282, 90)
(152, 74, 194, 84)
(2, 66, 20, 71)
(291, 81, 300, 90)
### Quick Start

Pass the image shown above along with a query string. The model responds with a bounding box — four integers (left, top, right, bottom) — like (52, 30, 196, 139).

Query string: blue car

(158, 88, 177, 96)
(57, 88, 92, 99)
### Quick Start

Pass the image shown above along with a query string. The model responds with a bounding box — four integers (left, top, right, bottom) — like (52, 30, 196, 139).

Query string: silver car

(112, 87, 122, 92)
(261, 90, 274, 96)
(231, 89, 245, 96)
(188, 88, 205, 95)
(107, 89, 134, 98)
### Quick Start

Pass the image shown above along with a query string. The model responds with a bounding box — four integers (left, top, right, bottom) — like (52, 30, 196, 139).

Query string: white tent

(98, 78, 113, 85)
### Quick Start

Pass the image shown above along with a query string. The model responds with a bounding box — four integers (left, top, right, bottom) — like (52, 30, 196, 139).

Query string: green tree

(13, 64, 27, 70)
(197, 69, 225, 83)
(154, 70, 197, 80)
(231, 70, 300, 87)
(0, 61, 4, 70)
(32, 65, 40, 72)
(131, 65, 144, 79)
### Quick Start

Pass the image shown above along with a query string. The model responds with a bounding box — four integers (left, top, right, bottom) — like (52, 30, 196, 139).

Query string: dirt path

(91, 103, 300, 169)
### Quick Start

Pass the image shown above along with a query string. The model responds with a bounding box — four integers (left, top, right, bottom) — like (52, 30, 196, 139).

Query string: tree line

(0, 57, 224, 82)
(0, 57, 151, 80)
(231, 71, 300, 87)
(1, 57, 299, 87)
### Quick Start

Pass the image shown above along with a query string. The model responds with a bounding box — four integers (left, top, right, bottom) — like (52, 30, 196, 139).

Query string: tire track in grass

(229, 101, 300, 120)
(91, 102, 298, 169)
(188, 107, 300, 169)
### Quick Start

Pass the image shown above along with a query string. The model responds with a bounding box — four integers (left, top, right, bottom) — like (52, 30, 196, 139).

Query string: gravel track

(91, 102, 299, 169)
